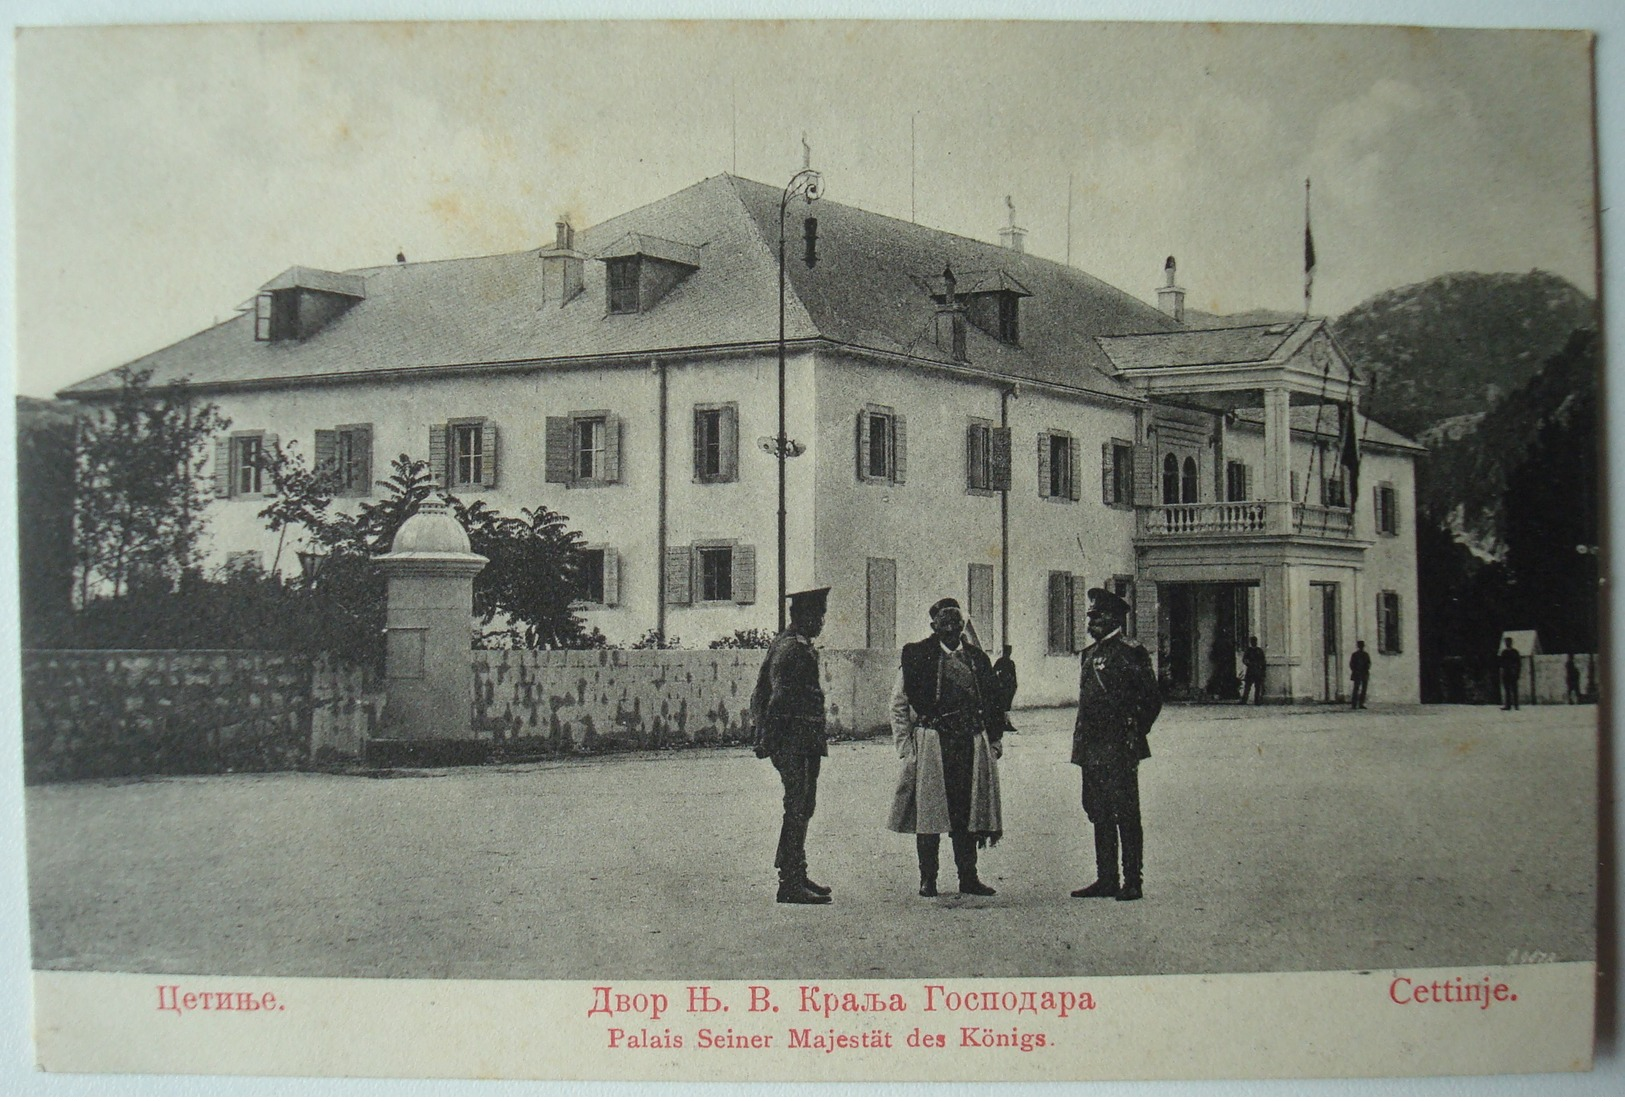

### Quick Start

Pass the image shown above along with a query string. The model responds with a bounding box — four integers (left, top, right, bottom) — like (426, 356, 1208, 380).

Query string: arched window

(1162, 453, 1180, 504)
(1182, 456, 1199, 503)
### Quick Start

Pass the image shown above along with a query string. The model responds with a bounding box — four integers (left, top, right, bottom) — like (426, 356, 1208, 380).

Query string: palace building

(61, 174, 1422, 706)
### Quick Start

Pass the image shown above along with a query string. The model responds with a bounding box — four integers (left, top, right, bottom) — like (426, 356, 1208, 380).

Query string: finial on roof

(1005, 194, 1016, 228)
(802, 132, 812, 170)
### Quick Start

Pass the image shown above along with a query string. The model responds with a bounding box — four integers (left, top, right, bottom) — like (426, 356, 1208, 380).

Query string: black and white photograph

(6, 8, 1611, 1085)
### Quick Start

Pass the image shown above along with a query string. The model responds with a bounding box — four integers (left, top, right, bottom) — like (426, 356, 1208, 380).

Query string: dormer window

(254, 290, 296, 342)
(251, 267, 366, 342)
(927, 269, 1030, 348)
(597, 233, 702, 315)
(997, 293, 1020, 344)
(607, 258, 640, 314)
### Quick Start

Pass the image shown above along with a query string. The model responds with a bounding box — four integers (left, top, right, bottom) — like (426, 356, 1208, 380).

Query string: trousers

(772, 753, 821, 882)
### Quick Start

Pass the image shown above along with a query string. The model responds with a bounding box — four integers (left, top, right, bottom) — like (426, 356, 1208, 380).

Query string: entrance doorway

(1157, 581, 1257, 701)
(1309, 581, 1342, 702)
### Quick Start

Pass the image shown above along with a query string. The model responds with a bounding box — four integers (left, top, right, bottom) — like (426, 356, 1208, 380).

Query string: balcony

(1139, 501, 1355, 539)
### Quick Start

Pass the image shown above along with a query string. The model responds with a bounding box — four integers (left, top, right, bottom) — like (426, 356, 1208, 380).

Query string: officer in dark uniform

(1070, 587, 1162, 902)
(751, 587, 832, 905)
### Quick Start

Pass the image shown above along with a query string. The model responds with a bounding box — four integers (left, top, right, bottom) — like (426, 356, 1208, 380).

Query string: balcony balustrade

(1138, 500, 1354, 539)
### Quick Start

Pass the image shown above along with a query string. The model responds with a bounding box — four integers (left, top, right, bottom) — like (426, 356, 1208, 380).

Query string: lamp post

(774, 154, 823, 631)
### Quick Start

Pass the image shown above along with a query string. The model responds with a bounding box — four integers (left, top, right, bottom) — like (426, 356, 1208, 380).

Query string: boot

(1072, 822, 1121, 898)
(1117, 820, 1143, 901)
(777, 880, 831, 905)
(802, 876, 832, 896)
(916, 834, 939, 897)
(953, 832, 996, 896)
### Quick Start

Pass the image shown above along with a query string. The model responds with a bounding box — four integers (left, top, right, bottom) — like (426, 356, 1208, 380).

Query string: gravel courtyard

(26, 703, 1597, 980)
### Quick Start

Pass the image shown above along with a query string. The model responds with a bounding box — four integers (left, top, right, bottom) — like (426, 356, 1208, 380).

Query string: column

(1260, 563, 1297, 701)
(1264, 387, 1292, 533)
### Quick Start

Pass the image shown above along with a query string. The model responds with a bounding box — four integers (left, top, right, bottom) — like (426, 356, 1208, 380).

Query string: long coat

(1071, 631, 1161, 766)
(887, 637, 1004, 838)
(750, 630, 827, 758)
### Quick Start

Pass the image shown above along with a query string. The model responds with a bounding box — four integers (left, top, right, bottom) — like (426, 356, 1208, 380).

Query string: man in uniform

(752, 587, 833, 905)
(1240, 635, 1267, 705)
(1071, 588, 1162, 902)
(1349, 640, 1371, 710)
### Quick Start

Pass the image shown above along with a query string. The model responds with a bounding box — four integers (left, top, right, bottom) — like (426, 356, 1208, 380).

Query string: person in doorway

(1071, 588, 1162, 902)
(751, 587, 833, 905)
(1349, 640, 1371, 710)
(1565, 654, 1582, 704)
(1240, 636, 1267, 705)
(887, 598, 1005, 898)
(1499, 637, 1523, 711)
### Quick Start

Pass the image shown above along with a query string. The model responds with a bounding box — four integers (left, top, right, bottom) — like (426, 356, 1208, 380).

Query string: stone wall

(23, 650, 383, 782)
(471, 647, 897, 751)
(22, 651, 315, 783)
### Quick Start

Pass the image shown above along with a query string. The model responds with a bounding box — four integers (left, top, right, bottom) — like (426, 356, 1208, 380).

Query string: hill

(1330, 270, 1593, 441)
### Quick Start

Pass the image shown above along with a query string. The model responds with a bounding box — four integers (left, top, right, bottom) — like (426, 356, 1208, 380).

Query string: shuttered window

(1048, 571, 1081, 655)
(431, 419, 499, 490)
(1377, 591, 1403, 654)
(314, 423, 373, 497)
(856, 406, 906, 484)
(1225, 460, 1254, 502)
(578, 546, 620, 607)
(1038, 431, 1080, 501)
(544, 411, 622, 486)
(694, 403, 739, 483)
(1103, 440, 1134, 507)
(967, 420, 992, 492)
(216, 431, 276, 498)
(667, 543, 756, 605)
(1376, 483, 1400, 535)
(607, 258, 640, 313)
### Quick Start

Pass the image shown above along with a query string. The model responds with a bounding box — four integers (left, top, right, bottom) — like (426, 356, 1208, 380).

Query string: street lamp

(775, 148, 823, 631)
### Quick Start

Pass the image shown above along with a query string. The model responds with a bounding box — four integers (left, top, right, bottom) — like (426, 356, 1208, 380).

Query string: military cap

(928, 597, 962, 619)
(787, 587, 831, 615)
(1086, 587, 1132, 619)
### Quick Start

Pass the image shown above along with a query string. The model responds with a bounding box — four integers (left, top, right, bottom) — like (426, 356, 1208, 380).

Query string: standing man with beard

(751, 587, 833, 905)
(1070, 588, 1162, 902)
(888, 598, 1005, 898)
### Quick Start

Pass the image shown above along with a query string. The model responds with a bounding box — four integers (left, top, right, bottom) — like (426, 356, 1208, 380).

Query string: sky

(12, 19, 1599, 398)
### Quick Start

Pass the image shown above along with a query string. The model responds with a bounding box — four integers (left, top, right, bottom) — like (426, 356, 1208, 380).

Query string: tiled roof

(1095, 321, 1318, 372)
(61, 174, 1183, 398)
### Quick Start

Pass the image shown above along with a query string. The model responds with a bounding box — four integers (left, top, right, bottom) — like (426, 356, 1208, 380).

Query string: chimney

(1157, 255, 1186, 323)
(539, 216, 585, 306)
(933, 263, 968, 361)
(999, 194, 1027, 254)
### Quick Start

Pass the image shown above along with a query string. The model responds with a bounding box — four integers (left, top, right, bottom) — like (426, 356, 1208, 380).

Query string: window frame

(696, 542, 736, 604)
(1377, 590, 1403, 654)
(606, 257, 640, 314)
(1376, 482, 1400, 535)
(692, 402, 739, 485)
(966, 418, 994, 495)
(451, 420, 486, 488)
(574, 416, 607, 482)
(232, 432, 266, 497)
(1039, 429, 1080, 502)
(856, 404, 905, 485)
(334, 424, 372, 496)
(1047, 571, 1078, 655)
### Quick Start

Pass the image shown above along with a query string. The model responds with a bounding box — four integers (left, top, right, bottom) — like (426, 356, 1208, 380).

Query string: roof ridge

(720, 174, 819, 339)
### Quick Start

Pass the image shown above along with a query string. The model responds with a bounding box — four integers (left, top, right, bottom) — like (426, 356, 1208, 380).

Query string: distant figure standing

(993, 645, 1019, 733)
(1565, 654, 1582, 704)
(1349, 640, 1371, 710)
(1240, 636, 1267, 705)
(1498, 637, 1523, 711)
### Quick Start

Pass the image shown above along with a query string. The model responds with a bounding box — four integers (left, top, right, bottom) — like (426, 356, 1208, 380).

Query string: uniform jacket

(1350, 649, 1372, 678)
(751, 629, 827, 758)
(887, 637, 1003, 838)
(1072, 631, 1162, 766)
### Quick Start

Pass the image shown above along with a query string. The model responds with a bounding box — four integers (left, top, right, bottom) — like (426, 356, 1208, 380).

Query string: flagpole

(1303, 178, 1314, 319)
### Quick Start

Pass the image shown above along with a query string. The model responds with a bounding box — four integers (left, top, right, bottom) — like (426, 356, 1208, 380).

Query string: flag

(1339, 400, 1361, 506)
(1304, 222, 1316, 299)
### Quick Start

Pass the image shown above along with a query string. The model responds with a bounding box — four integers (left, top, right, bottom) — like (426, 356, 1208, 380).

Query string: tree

(72, 367, 229, 604)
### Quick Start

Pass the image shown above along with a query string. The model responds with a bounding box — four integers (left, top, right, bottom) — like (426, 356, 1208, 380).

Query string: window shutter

(480, 422, 498, 488)
(720, 405, 739, 482)
(1037, 433, 1052, 498)
(545, 417, 571, 483)
(733, 544, 757, 604)
(1374, 485, 1383, 529)
(1244, 464, 1254, 500)
(313, 429, 337, 476)
(213, 438, 232, 498)
(665, 546, 693, 605)
(966, 424, 979, 489)
(603, 414, 622, 483)
(1101, 443, 1116, 505)
(1393, 596, 1403, 653)
(1290, 471, 1300, 502)
(1071, 574, 1088, 650)
(1068, 437, 1081, 501)
(429, 423, 448, 489)
(354, 425, 373, 494)
(892, 414, 907, 483)
(1390, 489, 1402, 534)
(692, 408, 706, 480)
(603, 549, 620, 607)
(856, 411, 871, 481)
(1133, 442, 1155, 505)
(1375, 594, 1386, 652)
(990, 426, 1011, 491)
